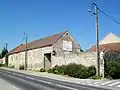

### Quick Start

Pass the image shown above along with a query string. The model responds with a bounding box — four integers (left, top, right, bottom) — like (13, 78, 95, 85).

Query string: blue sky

(0, 0, 120, 51)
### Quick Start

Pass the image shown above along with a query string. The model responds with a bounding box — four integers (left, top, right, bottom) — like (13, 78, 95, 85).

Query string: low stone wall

(52, 52, 104, 77)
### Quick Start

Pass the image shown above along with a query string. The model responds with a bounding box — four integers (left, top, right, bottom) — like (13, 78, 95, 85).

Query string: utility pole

(24, 33, 28, 70)
(88, 2, 100, 76)
(94, 3, 100, 76)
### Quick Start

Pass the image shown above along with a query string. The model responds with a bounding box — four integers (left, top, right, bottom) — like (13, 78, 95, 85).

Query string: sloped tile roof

(9, 31, 67, 54)
(87, 43, 120, 52)
(99, 32, 120, 45)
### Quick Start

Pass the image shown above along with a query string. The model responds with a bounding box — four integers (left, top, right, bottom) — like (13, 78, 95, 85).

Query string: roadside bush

(75, 66, 89, 79)
(19, 65, 24, 70)
(90, 75, 102, 80)
(40, 68, 45, 72)
(2, 64, 8, 67)
(55, 65, 67, 75)
(0, 64, 7, 67)
(47, 63, 96, 79)
(48, 68, 54, 73)
(53, 70, 59, 74)
(48, 65, 58, 73)
(66, 63, 79, 77)
(105, 60, 120, 79)
(0, 64, 2, 67)
(104, 50, 120, 79)
(88, 66, 96, 77)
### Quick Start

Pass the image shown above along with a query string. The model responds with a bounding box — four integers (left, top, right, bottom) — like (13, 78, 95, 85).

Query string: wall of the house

(8, 51, 25, 68)
(53, 32, 80, 56)
(8, 46, 53, 70)
(0, 57, 5, 64)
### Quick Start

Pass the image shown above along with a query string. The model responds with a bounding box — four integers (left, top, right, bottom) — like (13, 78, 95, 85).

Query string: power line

(93, 3, 120, 25)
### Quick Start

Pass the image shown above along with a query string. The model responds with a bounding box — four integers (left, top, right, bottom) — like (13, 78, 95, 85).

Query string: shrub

(0, 64, 3, 67)
(56, 65, 67, 75)
(75, 66, 89, 79)
(2, 64, 8, 67)
(66, 63, 79, 77)
(105, 75, 112, 80)
(40, 68, 45, 72)
(90, 75, 102, 80)
(48, 68, 54, 73)
(19, 65, 24, 70)
(88, 66, 96, 77)
(0, 64, 8, 67)
(47, 63, 96, 79)
(105, 60, 120, 79)
(53, 70, 59, 74)
(66, 63, 91, 79)
(48, 65, 59, 73)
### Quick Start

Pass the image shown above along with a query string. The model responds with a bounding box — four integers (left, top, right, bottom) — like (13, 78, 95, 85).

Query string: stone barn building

(7, 31, 81, 70)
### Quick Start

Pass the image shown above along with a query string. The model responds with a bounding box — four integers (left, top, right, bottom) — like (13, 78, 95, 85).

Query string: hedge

(48, 63, 96, 79)
(105, 60, 120, 79)
(104, 50, 120, 79)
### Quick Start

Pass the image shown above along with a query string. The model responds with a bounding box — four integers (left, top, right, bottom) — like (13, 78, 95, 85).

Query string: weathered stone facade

(8, 46, 53, 70)
(52, 52, 104, 76)
(7, 31, 104, 76)
(53, 32, 80, 56)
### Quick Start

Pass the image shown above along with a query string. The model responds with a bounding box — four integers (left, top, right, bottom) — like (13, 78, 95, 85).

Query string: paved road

(0, 78, 19, 90)
(0, 69, 110, 90)
(79, 79, 120, 89)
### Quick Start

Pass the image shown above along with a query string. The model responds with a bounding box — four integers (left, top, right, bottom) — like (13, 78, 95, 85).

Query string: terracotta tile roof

(9, 31, 67, 54)
(87, 43, 120, 52)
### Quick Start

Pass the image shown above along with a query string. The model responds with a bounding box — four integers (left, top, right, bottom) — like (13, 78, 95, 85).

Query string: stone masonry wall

(52, 52, 104, 76)
(53, 32, 80, 56)
(8, 46, 53, 70)
(8, 46, 104, 76)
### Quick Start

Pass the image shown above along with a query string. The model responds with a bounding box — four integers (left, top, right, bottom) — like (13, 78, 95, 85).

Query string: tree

(1, 47, 8, 58)
(104, 50, 120, 61)
(104, 50, 120, 79)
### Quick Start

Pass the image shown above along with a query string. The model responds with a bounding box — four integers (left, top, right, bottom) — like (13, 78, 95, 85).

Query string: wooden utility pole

(24, 33, 28, 70)
(94, 3, 100, 76)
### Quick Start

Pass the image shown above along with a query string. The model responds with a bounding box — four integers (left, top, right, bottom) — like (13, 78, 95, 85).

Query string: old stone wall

(8, 51, 25, 68)
(52, 52, 104, 76)
(0, 57, 5, 64)
(53, 32, 80, 56)
(8, 46, 104, 76)
(8, 46, 53, 70)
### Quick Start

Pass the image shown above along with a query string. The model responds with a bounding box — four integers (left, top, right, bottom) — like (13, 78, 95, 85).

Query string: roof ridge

(9, 31, 67, 54)
(28, 31, 67, 44)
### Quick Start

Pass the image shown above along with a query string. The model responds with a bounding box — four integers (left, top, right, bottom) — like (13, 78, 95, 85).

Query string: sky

(0, 0, 120, 51)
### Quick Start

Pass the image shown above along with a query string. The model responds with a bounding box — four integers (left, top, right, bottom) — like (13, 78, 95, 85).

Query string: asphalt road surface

(0, 69, 110, 90)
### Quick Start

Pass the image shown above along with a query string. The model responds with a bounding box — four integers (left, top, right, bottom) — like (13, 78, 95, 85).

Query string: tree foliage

(104, 50, 120, 79)
(104, 50, 120, 61)
(0, 47, 8, 59)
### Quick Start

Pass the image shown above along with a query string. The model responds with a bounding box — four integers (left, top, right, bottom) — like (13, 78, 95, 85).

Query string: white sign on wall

(63, 40, 72, 51)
